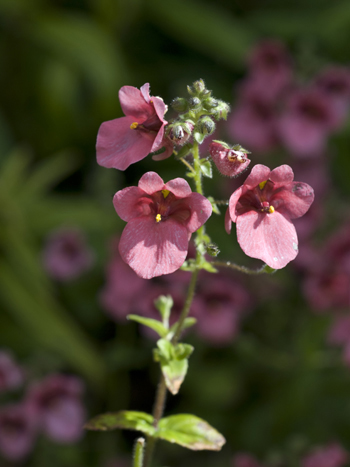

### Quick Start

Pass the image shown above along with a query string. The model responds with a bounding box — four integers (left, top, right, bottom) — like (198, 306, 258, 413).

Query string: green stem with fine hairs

(144, 142, 205, 467)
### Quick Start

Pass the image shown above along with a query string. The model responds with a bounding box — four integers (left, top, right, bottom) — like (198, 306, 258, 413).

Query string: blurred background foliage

(1, 0, 350, 466)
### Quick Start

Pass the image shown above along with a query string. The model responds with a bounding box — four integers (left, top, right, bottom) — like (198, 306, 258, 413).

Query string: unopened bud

(198, 116, 215, 136)
(209, 141, 251, 177)
(203, 97, 218, 110)
(206, 243, 220, 257)
(188, 97, 201, 109)
(167, 121, 193, 145)
(212, 100, 230, 120)
(193, 79, 206, 93)
(171, 97, 189, 113)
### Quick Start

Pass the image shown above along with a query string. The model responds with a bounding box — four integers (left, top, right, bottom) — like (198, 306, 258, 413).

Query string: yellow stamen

(259, 180, 267, 190)
(268, 206, 275, 213)
(156, 214, 162, 223)
(130, 122, 139, 130)
(161, 189, 170, 199)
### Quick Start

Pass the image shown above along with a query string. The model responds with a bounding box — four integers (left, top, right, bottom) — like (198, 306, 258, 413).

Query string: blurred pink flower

(228, 85, 278, 154)
(315, 66, 350, 126)
(100, 239, 147, 322)
(278, 88, 337, 157)
(42, 228, 94, 281)
(209, 141, 251, 177)
(113, 172, 212, 279)
(232, 452, 263, 467)
(0, 403, 38, 461)
(226, 164, 314, 269)
(195, 273, 251, 345)
(0, 351, 23, 393)
(247, 39, 293, 102)
(301, 443, 348, 467)
(28, 374, 85, 444)
(96, 83, 173, 170)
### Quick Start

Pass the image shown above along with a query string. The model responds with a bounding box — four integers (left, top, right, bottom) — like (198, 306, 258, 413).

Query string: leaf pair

(85, 411, 226, 452)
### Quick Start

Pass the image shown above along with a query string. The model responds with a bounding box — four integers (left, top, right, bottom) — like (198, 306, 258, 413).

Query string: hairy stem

(212, 260, 273, 275)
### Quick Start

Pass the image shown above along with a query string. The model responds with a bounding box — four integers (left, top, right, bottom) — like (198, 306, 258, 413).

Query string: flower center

(155, 213, 162, 222)
(260, 201, 274, 213)
(130, 122, 139, 129)
(227, 150, 246, 163)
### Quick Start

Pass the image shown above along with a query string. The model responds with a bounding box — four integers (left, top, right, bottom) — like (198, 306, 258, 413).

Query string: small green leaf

(193, 132, 205, 144)
(157, 338, 173, 360)
(175, 143, 193, 159)
(127, 315, 168, 338)
(261, 264, 277, 274)
(200, 260, 218, 273)
(156, 414, 226, 451)
(174, 343, 194, 360)
(199, 159, 213, 178)
(207, 196, 221, 215)
(169, 317, 197, 336)
(85, 411, 155, 436)
(212, 140, 230, 149)
(186, 171, 195, 178)
(154, 295, 173, 327)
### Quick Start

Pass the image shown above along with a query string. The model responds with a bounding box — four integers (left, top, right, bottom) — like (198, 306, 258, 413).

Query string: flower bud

(197, 116, 215, 136)
(203, 97, 218, 110)
(171, 97, 189, 113)
(209, 140, 251, 177)
(212, 100, 230, 120)
(193, 79, 206, 93)
(167, 121, 194, 145)
(188, 97, 201, 109)
(206, 243, 220, 257)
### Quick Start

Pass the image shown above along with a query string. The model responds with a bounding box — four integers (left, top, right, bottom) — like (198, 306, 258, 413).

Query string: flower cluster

(96, 80, 314, 277)
(0, 351, 85, 462)
(228, 40, 350, 157)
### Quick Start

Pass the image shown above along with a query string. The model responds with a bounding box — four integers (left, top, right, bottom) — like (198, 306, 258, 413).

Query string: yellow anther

(259, 180, 267, 190)
(161, 189, 170, 199)
(130, 122, 139, 130)
(156, 214, 162, 223)
(268, 206, 275, 213)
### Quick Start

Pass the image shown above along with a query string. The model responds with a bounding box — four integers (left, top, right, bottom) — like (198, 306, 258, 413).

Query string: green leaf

(169, 317, 197, 336)
(155, 340, 194, 395)
(127, 315, 168, 338)
(154, 295, 173, 327)
(261, 264, 277, 274)
(156, 414, 226, 451)
(200, 259, 218, 273)
(193, 132, 205, 144)
(207, 196, 221, 215)
(199, 159, 213, 178)
(85, 411, 156, 436)
(174, 143, 193, 159)
(186, 171, 195, 178)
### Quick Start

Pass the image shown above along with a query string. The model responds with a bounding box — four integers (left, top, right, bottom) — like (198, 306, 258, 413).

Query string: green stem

(211, 260, 272, 275)
(144, 143, 205, 467)
(179, 157, 195, 174)
(133, 438, 145, 467)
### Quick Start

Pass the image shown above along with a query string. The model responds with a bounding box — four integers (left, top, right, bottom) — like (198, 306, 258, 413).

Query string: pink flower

(226, 164, 314, 269)
(113, 172, 212, 279)
(301, 443, 348, 467)
(0, 403, 38, 461)
(315, 66, 350, 126)
(209, 141, 251, 177)
(195, 273, 250, 345)
(28, 374, 85, 444)
(247, 39, 293, 102)
(0, 350, 23, 393)
(278, 88, 337, 157)
(96, 83, 173, 170)
(228, 86, 278, 154)
(42, 228, 94, 281)
(100, 239, 147, 322)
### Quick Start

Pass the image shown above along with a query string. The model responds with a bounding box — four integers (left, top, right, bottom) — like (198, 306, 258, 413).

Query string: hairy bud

(188, 97, 201, 109)
(171, 97, 189, 113)
(197, 116, 215, 136)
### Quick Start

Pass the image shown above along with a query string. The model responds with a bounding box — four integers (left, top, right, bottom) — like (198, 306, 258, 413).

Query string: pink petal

(225, 207, 232, 234)
(269, 165, 294, 185)
(164, 178, 192, 198)
(113, 186, 146, 222)
(228, 186, 244, 222)
(96, 116, 154, 170)
(119, 217, 189, 279)
(151, 124, 166, 152)
(272, 182, 314, 219)
(138, 172, 164, 194)
(236, 210, 299, 269)
(140, 83, 151, 103)
(152, 96, 167, 123)
(244, 164, 271, 189)
(152, 138, 174, 161)
(185, 193, 213, 233)
(118, 85, 152, 119)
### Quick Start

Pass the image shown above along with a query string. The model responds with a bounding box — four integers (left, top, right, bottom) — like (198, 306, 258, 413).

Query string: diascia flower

(113, 172, 212, 279)
(226, 164, 314, 269)
(97, 83, 173, 170)
(209, 140, 251, 177)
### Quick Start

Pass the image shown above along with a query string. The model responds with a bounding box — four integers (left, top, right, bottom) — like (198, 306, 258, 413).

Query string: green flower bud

(212, 100, 230, 120)
(198, 116, 215, 135)
(171, 97, 189, 113)
(188, 97, 201, 109)
(206, 243, 220, 257)
(203, 97, 218, 110)
(193, 79, 206, 93)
